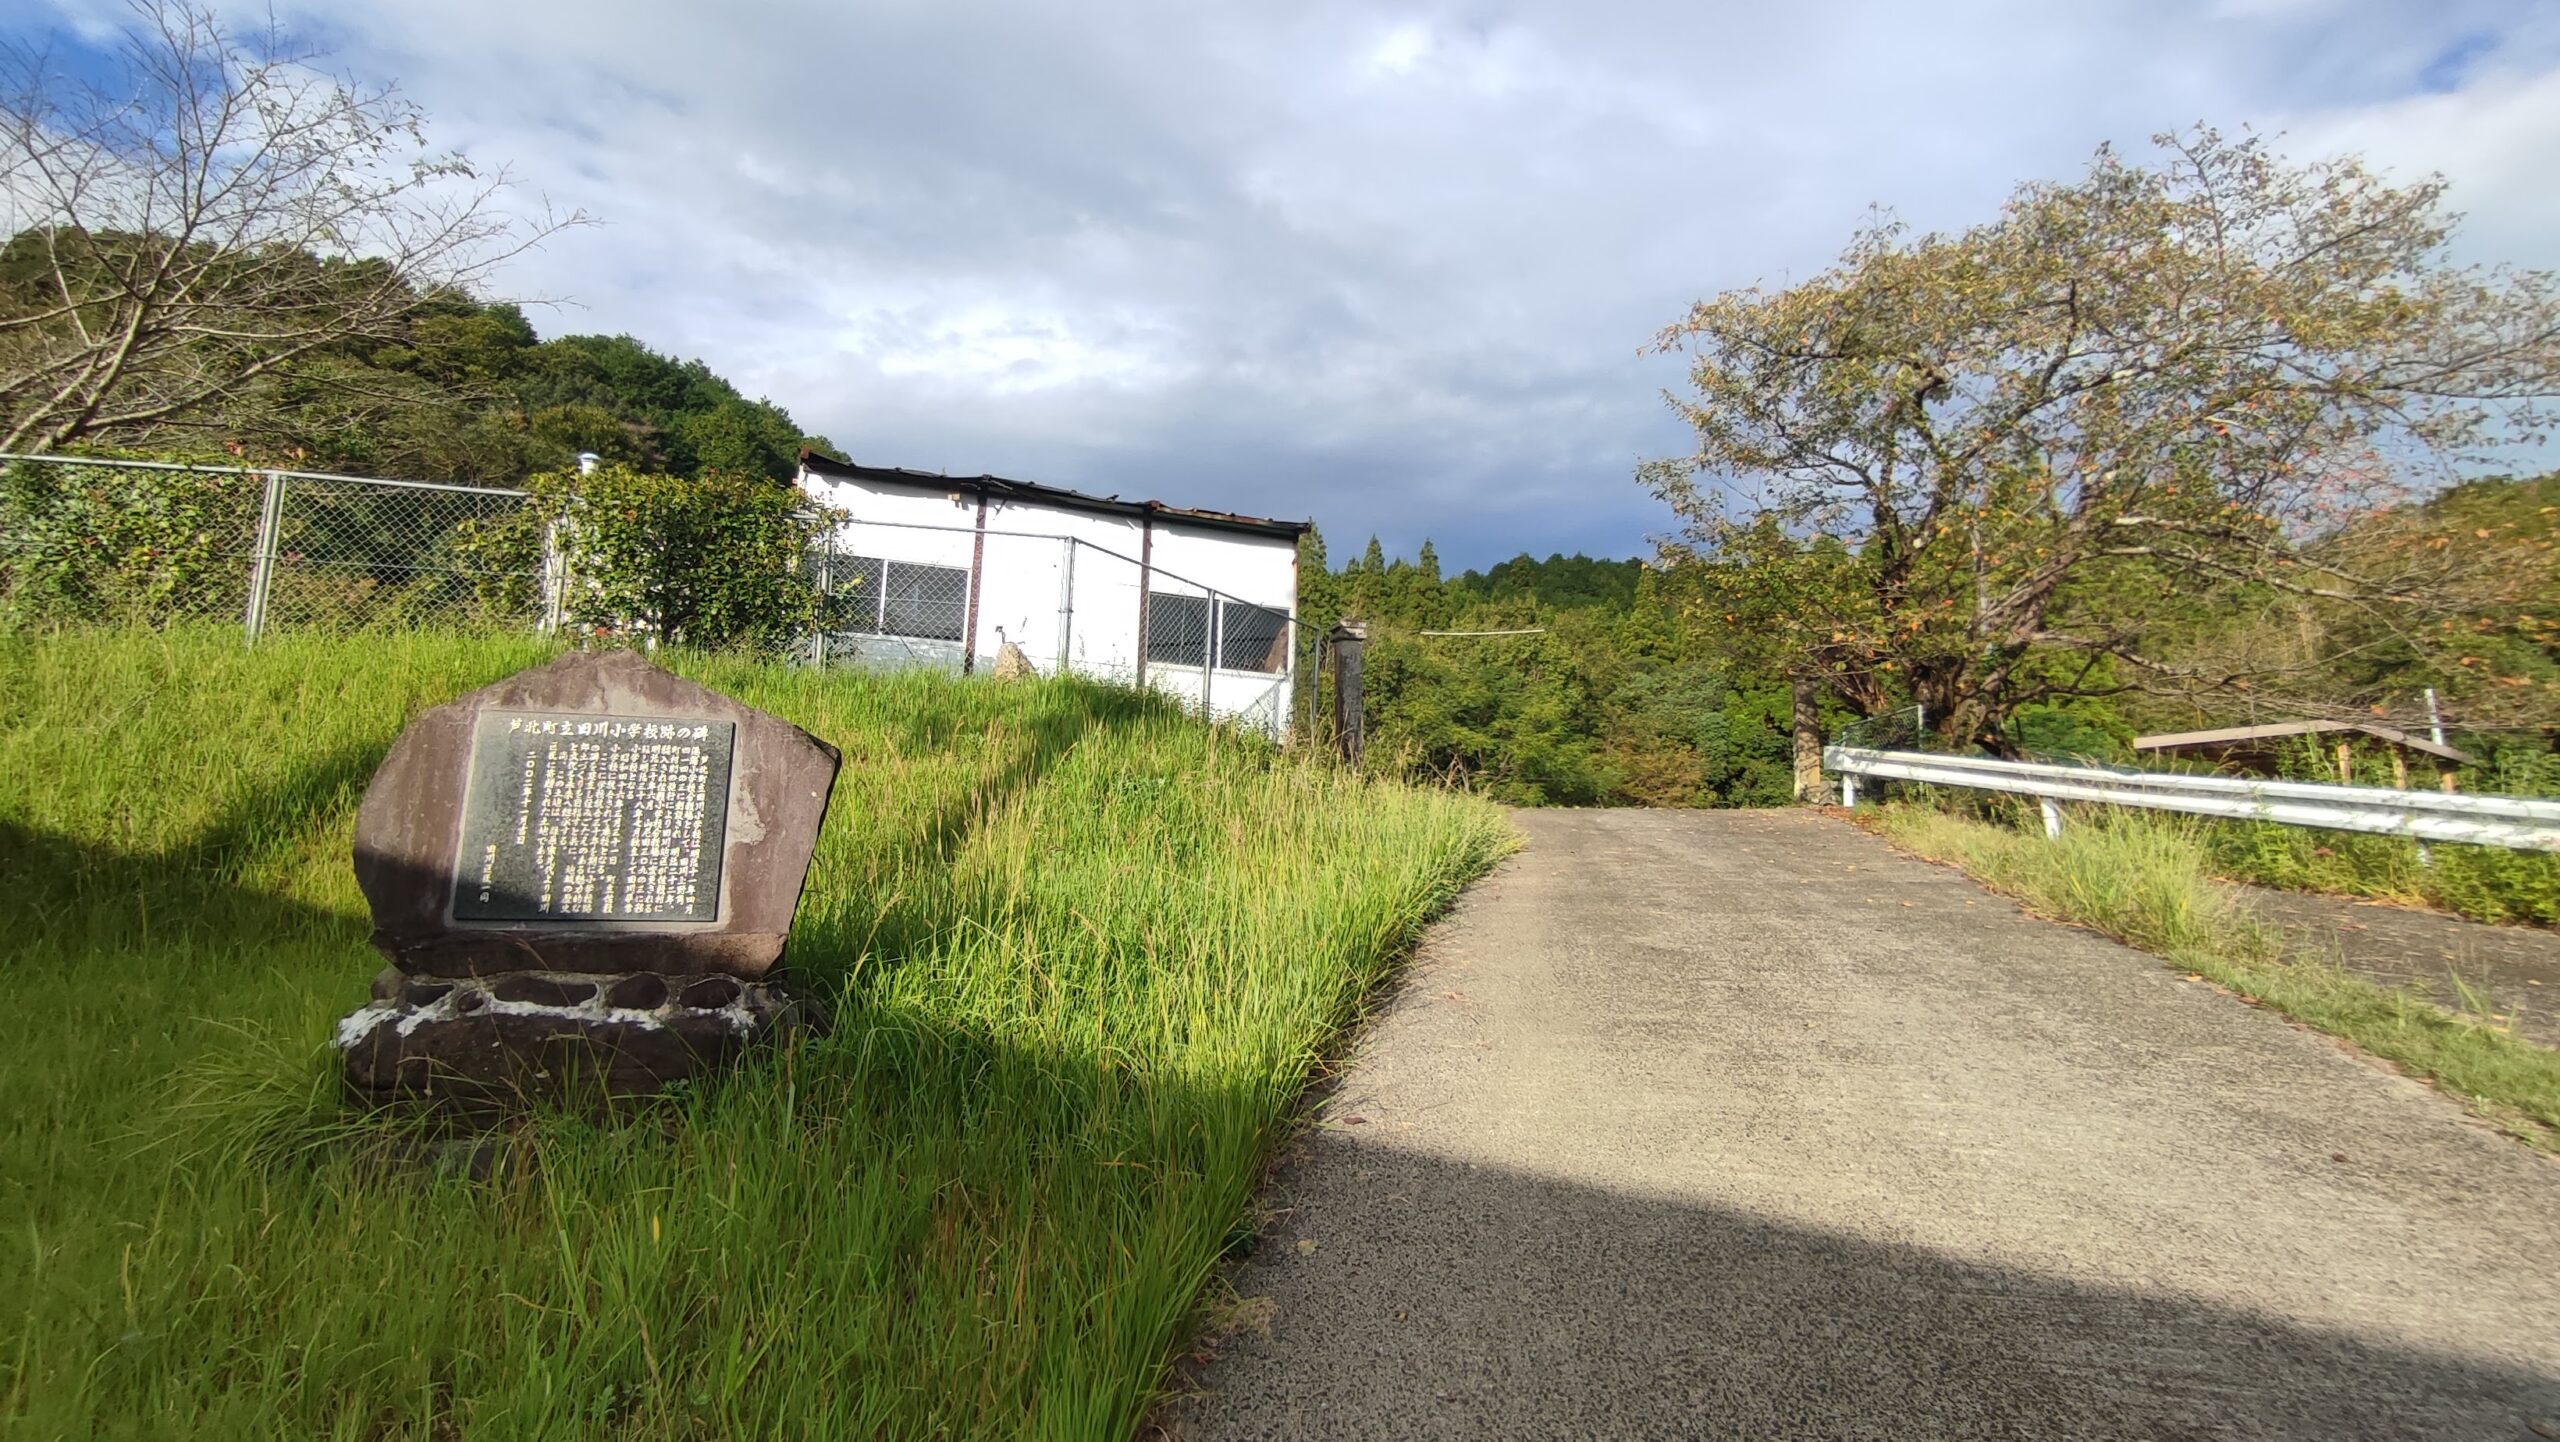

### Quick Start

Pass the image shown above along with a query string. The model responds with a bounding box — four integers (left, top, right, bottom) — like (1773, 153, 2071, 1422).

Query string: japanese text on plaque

(451, 712, 736, 922)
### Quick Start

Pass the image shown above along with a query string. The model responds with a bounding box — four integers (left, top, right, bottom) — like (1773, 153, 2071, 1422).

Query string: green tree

(1318, 537, 1798, 808)
(2297, 474, 2559, 733)
(516, 334, 833, 481)
(1452, 553, 1644, 610)
(1646, 128, 2560, 753)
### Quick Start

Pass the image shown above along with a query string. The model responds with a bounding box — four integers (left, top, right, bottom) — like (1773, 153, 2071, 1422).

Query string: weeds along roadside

(0, 625, 1514, 1440)
(2192, 809, 2560, 928)
(1863, 800, 2560, 1150)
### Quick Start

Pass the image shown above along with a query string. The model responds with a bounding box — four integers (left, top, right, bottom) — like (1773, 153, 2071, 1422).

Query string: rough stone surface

(1167, 809, 2560, 1442)
(353, 649, 840, 979)
(339, 970, 809, 1105)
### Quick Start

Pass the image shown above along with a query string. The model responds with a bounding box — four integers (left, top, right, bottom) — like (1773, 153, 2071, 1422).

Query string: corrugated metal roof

(2133, 719, 2472, 766)
(798, 450, 1311, 541)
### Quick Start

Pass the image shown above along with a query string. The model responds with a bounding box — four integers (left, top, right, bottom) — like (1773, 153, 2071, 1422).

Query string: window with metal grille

(1146, 592, 1210, 668)
(833, 555, 968, 641)
(1216, 601, 1289, 674)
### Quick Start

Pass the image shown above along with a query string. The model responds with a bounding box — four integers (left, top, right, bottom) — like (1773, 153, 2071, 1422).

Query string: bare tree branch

(0, 0, 587, 454)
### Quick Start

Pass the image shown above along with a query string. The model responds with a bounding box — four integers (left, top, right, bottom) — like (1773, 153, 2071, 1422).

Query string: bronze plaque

(451, 710, 735, 922)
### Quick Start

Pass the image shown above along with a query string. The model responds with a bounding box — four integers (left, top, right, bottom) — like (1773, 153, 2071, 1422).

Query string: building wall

(796, 468, 1301, 735)
(1141, 520, 1298, 731)
(975, 496, 1148, 679)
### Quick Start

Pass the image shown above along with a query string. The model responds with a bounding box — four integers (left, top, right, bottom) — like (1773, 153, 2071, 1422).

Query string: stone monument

(336, 649, 841, 1105)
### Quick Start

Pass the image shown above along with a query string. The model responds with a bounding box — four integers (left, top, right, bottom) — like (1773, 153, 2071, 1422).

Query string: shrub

(519, 464, 848, 653)
(0, 458, 263, 628)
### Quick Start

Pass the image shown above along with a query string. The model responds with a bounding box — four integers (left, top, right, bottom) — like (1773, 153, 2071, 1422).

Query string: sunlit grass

(1870, 803, 2560, 1149)
(0, 626, 1513, 1439)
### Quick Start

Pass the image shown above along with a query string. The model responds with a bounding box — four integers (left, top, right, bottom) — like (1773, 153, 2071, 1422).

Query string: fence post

(1328, 618, 1366, 766)
(241, 469, 286, 648)
(2425, 687, 2459, 795)
(1309, 628, 1329, 750)
(963, 494, 988, 675)
(2039, 797, 2064, 840)
(539, 518, 567, 635)
(812, 539, 831, 668)
(1293, 618, 1310, 743)
(1055, 537, 1075, 677)
(1135, 519, 1154, 689)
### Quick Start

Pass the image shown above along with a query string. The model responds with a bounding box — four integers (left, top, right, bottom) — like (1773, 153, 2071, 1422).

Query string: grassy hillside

(0, 629, 1512, 1439)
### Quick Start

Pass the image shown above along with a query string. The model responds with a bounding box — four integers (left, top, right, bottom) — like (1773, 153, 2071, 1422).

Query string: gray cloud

(33, 0, 2560, 566)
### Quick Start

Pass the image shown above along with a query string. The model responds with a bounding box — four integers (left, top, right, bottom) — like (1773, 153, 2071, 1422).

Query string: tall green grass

(1871, 803, 2560, 1148)
(2195, 816, 2560, 928)
(0, 627, 1512, 1439)
(2170, 740, 2560, 928)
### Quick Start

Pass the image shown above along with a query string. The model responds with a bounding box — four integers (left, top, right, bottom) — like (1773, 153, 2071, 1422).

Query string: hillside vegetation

(1305, 477, 2554, 818)
(0, 629, 1510, 1439)
(1308, 485, 2554, 928)
(1297, 539, 1803, 809)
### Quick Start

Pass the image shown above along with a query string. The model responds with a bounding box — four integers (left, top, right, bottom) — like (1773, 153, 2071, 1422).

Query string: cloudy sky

(21, 0, 2560, 567)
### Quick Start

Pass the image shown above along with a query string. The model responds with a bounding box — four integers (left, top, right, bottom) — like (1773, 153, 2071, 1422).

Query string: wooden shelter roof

(2132, 719, 2471, 767)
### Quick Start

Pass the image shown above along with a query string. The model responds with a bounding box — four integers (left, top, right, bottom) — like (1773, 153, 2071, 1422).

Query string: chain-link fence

(1829, 703, 1930, 754)
(0, 453, 549, 638)
(3, 454, 1306, 738)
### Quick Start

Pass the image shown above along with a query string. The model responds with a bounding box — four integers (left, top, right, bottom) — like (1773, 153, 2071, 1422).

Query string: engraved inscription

(451, 711, 735, 923)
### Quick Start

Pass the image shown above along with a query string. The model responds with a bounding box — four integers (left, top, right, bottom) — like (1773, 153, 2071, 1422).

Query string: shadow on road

(1167, 1130, 2557, 1441)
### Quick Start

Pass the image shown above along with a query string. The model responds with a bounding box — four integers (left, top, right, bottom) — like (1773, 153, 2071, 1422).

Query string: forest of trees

(1295, 537, 1801, 808)
(0, 264, 841, 488)
(224, 296, 844, 486)
(0, 0, 833, 488)
(1303, 466, 2557, 809)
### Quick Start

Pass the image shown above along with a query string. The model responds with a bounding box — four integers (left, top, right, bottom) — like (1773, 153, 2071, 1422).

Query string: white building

(795, 453, 1310, 737)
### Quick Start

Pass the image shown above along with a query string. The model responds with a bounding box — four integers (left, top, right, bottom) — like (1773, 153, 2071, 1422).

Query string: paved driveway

(1166, 809, 2560, 1441)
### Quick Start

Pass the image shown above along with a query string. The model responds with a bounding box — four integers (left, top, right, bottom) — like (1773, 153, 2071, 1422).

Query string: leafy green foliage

(2004, 700, 2135, 763)
(523, 464, 849, 652)
(0, 219, 835, 487)
(0, 456, 261, 627)
(1450, 552, 1643, 610)
(2183, 737, 2560, 927)
(240, 308, 840, 487)
(513, 333, 835, 482)
(2289, 474, 2560, 733)
(1302, 537, 1797, 807)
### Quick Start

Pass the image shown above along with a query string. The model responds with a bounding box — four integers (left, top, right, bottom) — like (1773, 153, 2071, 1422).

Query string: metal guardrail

(1824, 746, 2560, 853)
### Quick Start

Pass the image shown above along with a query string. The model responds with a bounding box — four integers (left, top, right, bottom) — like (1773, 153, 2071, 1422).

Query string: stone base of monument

(337, 649, 841, 1112)
(337, 968, 815, 1106)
